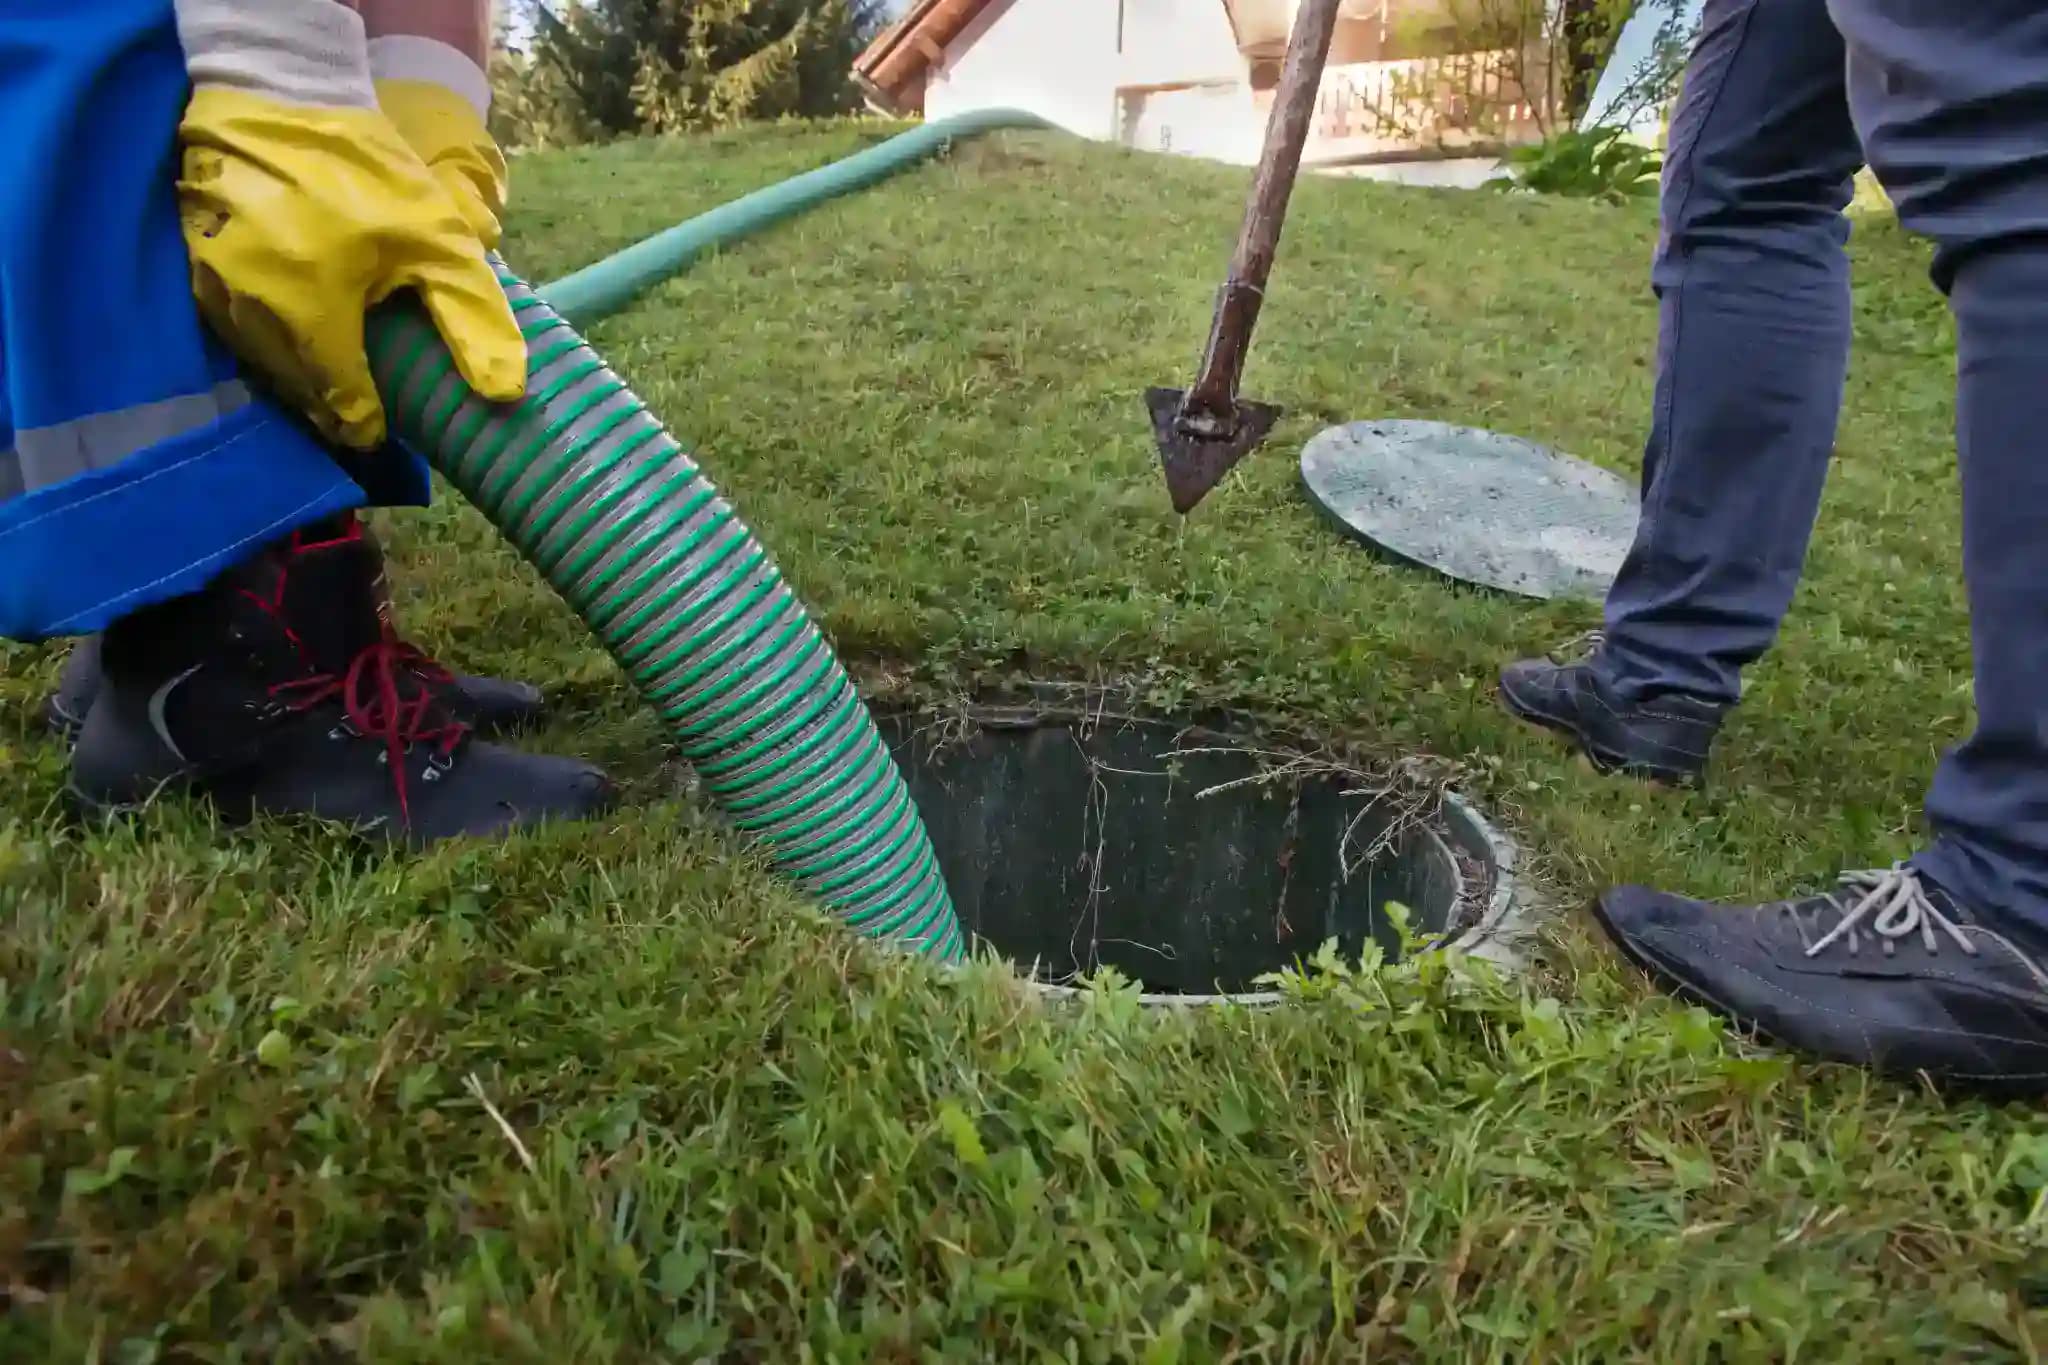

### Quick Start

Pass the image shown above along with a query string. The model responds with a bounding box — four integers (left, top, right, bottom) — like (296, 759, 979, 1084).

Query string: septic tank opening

(876, 701, 1498, 999)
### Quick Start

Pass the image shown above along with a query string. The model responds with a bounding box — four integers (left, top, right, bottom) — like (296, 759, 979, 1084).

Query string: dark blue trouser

(1599, 0, 2048, 930)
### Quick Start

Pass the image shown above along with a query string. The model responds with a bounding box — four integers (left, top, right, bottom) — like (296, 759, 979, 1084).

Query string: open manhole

(877, 701, 1522, 1003)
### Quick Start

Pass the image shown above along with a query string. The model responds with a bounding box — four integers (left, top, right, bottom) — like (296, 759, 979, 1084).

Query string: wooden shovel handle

(1182, 0, 1345, 426)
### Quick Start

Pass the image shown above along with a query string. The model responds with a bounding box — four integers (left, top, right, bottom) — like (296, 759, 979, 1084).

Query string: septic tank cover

(1300, 419, 1640, 601)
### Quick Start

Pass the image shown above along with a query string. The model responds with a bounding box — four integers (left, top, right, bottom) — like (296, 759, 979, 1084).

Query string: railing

(1304, 49, 1547, 157)
(1113, 47, 1551, 168)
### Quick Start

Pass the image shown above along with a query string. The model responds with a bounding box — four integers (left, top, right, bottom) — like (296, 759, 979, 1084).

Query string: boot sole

(1497, 683, 1703, 789)
(63, 772, 219, 826)
(65, 774, 434, 847)
(64, 745, 404, 841)
(65, 768, 615, 849)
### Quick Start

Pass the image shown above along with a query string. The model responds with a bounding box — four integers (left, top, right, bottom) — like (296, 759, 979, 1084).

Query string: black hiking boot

(67, 514, 613, 846)
(1596, 866, 2048, 1096)
(1498, 632, 1726, 785)
(43, 525, 544, 743)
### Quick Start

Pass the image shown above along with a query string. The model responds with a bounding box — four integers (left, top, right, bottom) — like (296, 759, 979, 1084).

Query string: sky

(1582, 0, 1705, 134)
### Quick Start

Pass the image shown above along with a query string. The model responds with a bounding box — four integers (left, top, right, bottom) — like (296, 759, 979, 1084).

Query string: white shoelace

(1801, 866, 2048, 999)
(1802, 865, 1977, 959)
(1551, 629, 1606, 662)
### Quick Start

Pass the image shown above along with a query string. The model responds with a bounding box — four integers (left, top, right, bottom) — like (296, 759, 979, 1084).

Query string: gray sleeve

(173, 0, 377, 110)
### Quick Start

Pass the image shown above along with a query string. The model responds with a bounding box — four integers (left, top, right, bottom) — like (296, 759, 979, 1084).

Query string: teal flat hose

(541, 109, 1050, 325)
(358, 112, 1052, 962)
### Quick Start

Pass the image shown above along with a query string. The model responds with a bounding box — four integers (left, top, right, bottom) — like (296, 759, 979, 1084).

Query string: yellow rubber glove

(377, 77, 511, 249)
(177, 86, 525, 450)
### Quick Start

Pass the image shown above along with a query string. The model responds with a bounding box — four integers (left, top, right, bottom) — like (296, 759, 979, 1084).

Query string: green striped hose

(366, 265, 963, 961)
(360, 112, 1050, 963)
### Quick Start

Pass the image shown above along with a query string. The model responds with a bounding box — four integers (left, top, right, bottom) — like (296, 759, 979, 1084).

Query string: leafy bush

(1488, 126, 1662, 204)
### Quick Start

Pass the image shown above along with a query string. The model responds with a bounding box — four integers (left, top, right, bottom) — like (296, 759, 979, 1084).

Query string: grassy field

(5, 121, 2045, 1360)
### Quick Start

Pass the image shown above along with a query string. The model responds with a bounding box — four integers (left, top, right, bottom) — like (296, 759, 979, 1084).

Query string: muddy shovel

(1148, 0, 1344, 514)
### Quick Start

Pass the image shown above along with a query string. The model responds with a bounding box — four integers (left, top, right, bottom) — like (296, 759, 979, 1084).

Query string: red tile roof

(853, 0, 1005, 113)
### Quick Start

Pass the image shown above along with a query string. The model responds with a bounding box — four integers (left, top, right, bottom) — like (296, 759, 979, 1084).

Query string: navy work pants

(1599, 0, 2048, 929)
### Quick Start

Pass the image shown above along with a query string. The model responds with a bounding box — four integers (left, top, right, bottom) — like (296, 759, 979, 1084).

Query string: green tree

(494, 0, 885, 149)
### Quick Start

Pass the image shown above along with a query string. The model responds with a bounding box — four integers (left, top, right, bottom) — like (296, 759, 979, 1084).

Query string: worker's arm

(171, 0, 522, 448)
(358, 1, 510, 247)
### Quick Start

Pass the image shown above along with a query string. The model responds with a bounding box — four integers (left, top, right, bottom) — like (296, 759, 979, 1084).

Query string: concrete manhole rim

(885, 691, 1532, 1007)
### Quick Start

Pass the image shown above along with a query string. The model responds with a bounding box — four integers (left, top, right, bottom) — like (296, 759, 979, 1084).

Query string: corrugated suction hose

(362, 112, 1050, 963)
(367, 264, 964, 961)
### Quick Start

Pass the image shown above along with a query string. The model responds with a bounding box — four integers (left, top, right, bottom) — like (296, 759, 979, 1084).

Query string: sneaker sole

(1588, 891, 2048, 1099)
(1588, 889, 1861, 1072)
(1588, 891, 1702, 1000)
(1497, 683, 1702, 788)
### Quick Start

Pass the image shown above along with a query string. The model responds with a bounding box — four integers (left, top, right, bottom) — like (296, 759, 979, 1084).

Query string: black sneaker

(1499, 632, 1725, 785)
(42, 523, 546, 742)
(67, 515, 612, 846)
(1596, 866, 2048, 1095)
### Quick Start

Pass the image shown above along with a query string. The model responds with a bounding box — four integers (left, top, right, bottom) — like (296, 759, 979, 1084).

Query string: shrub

(1487, 125, 1662, 204)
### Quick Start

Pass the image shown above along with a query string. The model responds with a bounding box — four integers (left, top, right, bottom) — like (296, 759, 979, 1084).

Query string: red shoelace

(269, 639, 471, 825)
(239, 514, 471, 825)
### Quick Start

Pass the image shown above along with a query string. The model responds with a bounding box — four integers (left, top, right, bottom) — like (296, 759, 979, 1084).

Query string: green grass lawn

(5, 121, 2045, 1360)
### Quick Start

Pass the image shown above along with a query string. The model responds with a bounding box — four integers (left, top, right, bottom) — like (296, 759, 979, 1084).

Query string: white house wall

(924, 0, 1126, 140)
(1118, 0, 1244, 87)
(1120, 82, 1265, 164)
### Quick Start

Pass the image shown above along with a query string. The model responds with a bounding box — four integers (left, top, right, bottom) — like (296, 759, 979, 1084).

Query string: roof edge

(854, 0, 948, 78)
(853, 0, 999, 99)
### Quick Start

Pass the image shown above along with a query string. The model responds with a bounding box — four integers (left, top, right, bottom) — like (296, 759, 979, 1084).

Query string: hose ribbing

(367, 264, 964, 961)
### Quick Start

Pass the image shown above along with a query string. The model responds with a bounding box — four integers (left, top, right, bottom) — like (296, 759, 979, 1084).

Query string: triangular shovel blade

(1146, 387, 1283, 515)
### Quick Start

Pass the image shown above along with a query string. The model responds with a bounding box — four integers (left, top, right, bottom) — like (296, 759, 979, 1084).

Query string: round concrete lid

(1300, 419, 1640, 601)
